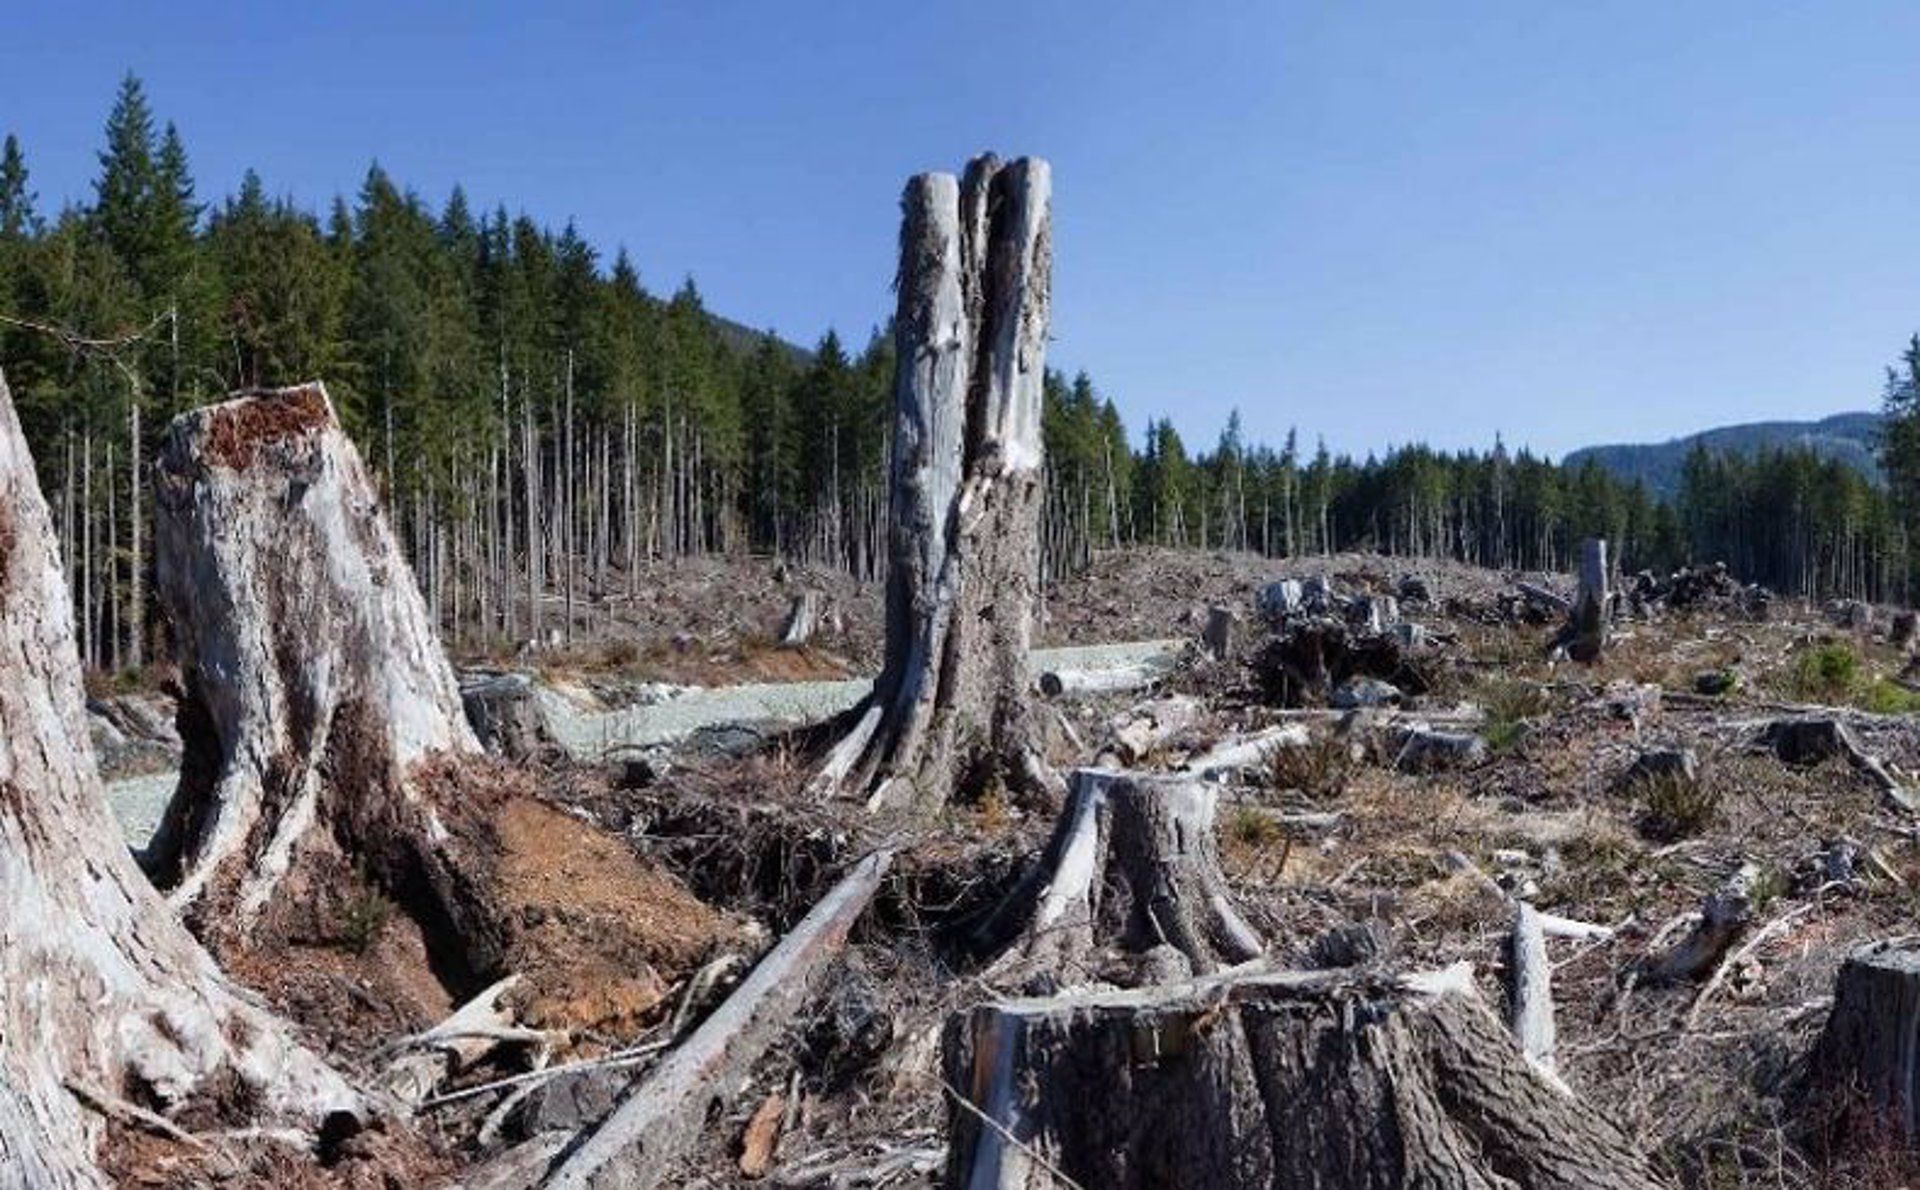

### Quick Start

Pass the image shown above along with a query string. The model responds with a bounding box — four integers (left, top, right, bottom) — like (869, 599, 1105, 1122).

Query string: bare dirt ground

(110, 549, 1920, 1187)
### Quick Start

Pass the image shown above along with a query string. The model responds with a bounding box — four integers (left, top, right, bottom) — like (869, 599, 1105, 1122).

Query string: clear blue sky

(6, 2, 1920, 459)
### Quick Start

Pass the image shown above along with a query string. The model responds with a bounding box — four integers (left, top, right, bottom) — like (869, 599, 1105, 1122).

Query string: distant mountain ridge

(1562, 411, 1883, 499)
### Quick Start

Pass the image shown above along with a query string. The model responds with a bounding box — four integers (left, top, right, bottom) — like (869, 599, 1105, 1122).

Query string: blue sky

(5, 2, 1920, 458)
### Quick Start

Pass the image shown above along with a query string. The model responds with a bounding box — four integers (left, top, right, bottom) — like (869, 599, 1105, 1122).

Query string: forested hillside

(0, 77, 1910, 674)
(1564, 411, 1881, 498)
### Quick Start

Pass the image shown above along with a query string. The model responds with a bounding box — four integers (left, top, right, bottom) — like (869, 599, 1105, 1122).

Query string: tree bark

(145, 382, 494, 965)
(811, 154, 1056, 814)
(1809, 939, 1920, 1138)
(943, 964, 1662, 1190)
(1554, 538, 1609, 663)
(974, 769, 1263, 990)
(0, 370, 359, 1187)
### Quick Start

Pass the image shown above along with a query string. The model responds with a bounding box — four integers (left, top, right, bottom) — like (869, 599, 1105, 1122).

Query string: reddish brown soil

(202, 386, 332, 471)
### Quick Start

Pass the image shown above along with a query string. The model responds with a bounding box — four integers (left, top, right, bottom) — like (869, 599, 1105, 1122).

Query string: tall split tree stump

(0, 370, 358, 1186)
(146, 382, 499, 970)
(813, 154, 1058, 813)
(943, 965, 1663, 1190)
(975, 769, 1264, 989)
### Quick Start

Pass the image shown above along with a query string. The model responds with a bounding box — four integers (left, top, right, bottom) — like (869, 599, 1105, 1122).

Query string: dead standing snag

(812, 155, 1059, 813)
(146, 382, 502, 971)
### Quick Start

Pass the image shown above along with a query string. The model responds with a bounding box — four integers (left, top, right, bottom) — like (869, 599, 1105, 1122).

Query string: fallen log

(1097, 696, 1200, 766)
(520, 849, 894, 1189)
(1183, 724, 1312, 781)
(381, 975, 542, 1109)
(1517, 581, 1572, 614)
(1036, 661, 1168, 699)
(943, 963, 1662, 1190)
(1508, 902, 1556, 1074)
(974, 769, 1263, 988)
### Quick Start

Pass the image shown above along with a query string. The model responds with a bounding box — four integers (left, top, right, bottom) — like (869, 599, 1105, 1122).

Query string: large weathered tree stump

(943, 964, 1662, 1190)
(1553, 538, 1609, 663)
(0, 370, 358, 1186)
(146, 383, 495, 963)
(1809, 939, 1920, 1139)
(812, 154, 1057, 814)
(974, 769, 1263, 989)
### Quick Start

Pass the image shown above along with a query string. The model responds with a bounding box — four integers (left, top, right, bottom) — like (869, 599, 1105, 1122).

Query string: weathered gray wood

(977, 769, 1263, 986)
(382, 975, 534, 1109)
(147, 382, 484, 944)
(780, 590, 822, 647)
(1518, 581, 1572, 614)
(1558, 538, 1609, 663)
(1508, 902, 1556, 1074)
(1651, 862, 1758, 983)
(537, 849, 894, 1189)
(1201, 604, 1238, 659)
(943, 964, 1661, 1190)
(1810, 939, 1920, 1137)
(1184, 724, 1313, 782)
(812, 155, 1056, 813)
(0, 369, 359, 1187)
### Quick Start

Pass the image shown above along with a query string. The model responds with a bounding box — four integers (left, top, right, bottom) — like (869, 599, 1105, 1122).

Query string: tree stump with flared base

(147, 382, 502, 973)
(943, 965, 1663, 1190)
(0, 369, 358, 1187)
(812, 154, 1059, 814)
(974, 769, 1263, 990)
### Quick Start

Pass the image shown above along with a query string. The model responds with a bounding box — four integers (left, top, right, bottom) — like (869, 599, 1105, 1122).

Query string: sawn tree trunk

(812, 154, 1058, 814)
(0, 369, 358, 1187)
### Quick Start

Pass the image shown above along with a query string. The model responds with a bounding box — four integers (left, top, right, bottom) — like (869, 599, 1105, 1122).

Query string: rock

(1331, 677, 1402, 709)
(504, 1067, 626, 1139)
(462, 672, 554, 761)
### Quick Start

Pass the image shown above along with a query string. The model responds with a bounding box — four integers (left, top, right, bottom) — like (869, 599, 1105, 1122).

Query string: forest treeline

(0, 77, 1910, 671)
